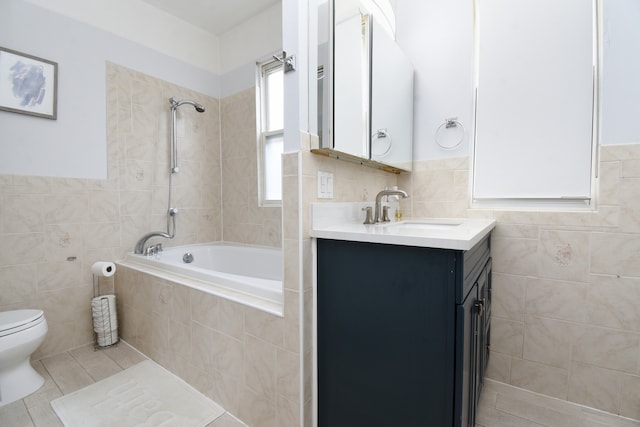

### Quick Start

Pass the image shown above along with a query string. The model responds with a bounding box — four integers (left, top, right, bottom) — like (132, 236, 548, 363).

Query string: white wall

(395, 0, 474, 161)
(600, 0, 640, 145)
(1, 0, 283, 179)
(219, 3, 282, 75)
(219, 3, 283, 98)
(396, 0, 640, 162)
(21, 0, 220, 75)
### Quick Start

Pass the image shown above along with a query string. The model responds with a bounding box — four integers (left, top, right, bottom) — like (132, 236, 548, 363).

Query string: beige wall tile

(619, 178, 640, 232)
(620, 374, 640, 420)
(277, 348, 301, 403)
(244, 335, 277, 397)
(588, 275, 640, 332)
(491, 318, 524, 357)
(622, 160, 640, 178)
(283, 289, 300, 353)
(212, 331, 244, 380)
(568, 361, 623, 415)
(217, 298, 245, 340)
(525, 277, 588, 323)
(486, 351, 511, 383)
(0, 233, 44, 265)
(492, 237, 539, 276)
(591, 232, 640, 277)
(2, 194, 44, 233)
(523, 315, 572, 369)
(492, 273, 526, 321)
(0, 265, 37, 305)
(168, 318, 191, 362)
(237, 386, 277, 427)
(191, 288, 219, 329)
(36, 260, 83, 292)
(598, 161, 621, 205)
(537, 230, 590, 282)
(510, 358, 568, 400)
(572, 324, 639, 373)
(190, 321, 214, 371)
(493, 223, 539, 239)
(276, 394, 299, 427)
(245, 307, 284, 347)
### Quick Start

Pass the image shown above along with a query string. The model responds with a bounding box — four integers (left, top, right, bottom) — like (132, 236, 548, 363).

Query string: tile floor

(0, 341, 247, 427)
(1, 341, 638, 427)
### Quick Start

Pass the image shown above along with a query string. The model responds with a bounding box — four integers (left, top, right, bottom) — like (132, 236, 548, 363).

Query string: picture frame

(0, 47, 58, 120)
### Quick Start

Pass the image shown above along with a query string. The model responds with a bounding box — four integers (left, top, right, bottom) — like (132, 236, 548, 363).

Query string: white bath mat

(50, 360, 225, 427)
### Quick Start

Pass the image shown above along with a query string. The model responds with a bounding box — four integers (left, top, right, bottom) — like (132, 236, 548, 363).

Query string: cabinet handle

(475, 300, 484, 314)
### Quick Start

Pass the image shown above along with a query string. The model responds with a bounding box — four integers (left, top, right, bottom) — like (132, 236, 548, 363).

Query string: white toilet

(0, 309, 48, 406)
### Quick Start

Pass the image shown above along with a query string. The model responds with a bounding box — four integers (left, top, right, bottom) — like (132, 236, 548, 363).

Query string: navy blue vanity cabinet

(317, 236, 491, 427)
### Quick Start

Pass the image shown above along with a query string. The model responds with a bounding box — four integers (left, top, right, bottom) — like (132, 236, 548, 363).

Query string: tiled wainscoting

(115, 265, 300, 427)
(396, 145, 640, 419)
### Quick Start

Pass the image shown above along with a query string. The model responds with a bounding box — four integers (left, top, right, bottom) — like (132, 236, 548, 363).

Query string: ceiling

(142, 0, 281, 36)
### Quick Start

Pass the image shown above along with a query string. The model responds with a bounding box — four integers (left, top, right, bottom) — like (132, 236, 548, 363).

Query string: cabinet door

(455, 284, 478, 427)
(478, 258, 492, 387)
(317, 239, 457, 427)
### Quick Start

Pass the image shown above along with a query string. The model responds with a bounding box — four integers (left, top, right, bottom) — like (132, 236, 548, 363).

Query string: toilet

(0, 309, 48, 406)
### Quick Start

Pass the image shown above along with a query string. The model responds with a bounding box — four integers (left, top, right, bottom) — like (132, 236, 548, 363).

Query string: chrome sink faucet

(374, 189, 408, 223)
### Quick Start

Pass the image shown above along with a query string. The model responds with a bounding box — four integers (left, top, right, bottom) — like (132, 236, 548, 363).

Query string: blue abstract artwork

(9, 61, 47, 108)
(0, 47, 57, 119)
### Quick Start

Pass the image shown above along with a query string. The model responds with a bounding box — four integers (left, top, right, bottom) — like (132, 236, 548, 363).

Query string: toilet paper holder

(91, 262, 119, 349)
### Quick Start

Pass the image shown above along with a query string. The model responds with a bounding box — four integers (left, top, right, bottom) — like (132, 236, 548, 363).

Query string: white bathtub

(121, 243, 283, 306)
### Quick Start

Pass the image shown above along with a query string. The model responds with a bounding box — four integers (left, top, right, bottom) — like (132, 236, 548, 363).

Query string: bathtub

(120, 243, 283, 307)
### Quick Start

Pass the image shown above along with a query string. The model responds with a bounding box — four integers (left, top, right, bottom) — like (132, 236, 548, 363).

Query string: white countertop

(310, 203, 496, 250)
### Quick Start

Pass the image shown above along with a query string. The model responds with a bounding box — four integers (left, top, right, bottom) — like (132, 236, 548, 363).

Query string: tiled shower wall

(397, 145, 640, 420)
(116, 264, 301, 427)
(0, 62, 279, 359)
(221, 88, 282, 248)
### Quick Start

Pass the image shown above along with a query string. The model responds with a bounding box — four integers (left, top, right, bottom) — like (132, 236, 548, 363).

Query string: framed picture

(0, 47, 58, 120)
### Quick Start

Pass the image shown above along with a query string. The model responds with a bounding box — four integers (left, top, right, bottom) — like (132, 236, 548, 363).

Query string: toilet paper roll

(91, 261, 116, 277)
(91, 295, 118, 333)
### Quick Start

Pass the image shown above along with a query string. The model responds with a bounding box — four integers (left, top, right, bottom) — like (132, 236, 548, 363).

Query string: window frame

(256, 56, 284, 207)
(470, 0, 600, 211)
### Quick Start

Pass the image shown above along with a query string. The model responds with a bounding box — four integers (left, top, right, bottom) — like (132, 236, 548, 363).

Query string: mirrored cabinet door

(313, 0, 414, 173)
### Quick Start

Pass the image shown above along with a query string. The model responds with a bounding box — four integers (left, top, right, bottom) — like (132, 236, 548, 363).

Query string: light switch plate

(317, 171, 334, 199)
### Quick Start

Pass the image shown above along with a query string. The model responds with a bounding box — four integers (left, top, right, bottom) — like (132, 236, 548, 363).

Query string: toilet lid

(0, 309, 45, 336)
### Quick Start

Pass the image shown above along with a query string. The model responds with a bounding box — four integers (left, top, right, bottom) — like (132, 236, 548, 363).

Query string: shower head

(169, 97, 205, 113)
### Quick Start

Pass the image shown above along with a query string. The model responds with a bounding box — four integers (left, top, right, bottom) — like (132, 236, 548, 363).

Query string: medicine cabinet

(313, 0, 414, 173)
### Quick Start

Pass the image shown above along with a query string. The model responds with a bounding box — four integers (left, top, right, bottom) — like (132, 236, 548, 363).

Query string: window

(472, 0, 598, 208)
(257, 58, 284, 205)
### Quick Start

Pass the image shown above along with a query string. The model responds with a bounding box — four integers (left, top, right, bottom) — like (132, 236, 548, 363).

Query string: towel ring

(435, 118, 465, 150)
(371, 128, 392, 157)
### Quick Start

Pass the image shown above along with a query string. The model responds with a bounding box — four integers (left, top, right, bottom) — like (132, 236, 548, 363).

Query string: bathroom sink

(310, 203, 496, 250)
(381, 221, 462, 231)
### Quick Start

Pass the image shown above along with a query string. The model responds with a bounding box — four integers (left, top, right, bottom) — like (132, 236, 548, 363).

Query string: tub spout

(134, 231, 172, 255)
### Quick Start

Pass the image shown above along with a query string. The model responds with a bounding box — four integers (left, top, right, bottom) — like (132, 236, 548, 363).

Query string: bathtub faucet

(134, 231, 172, 255)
